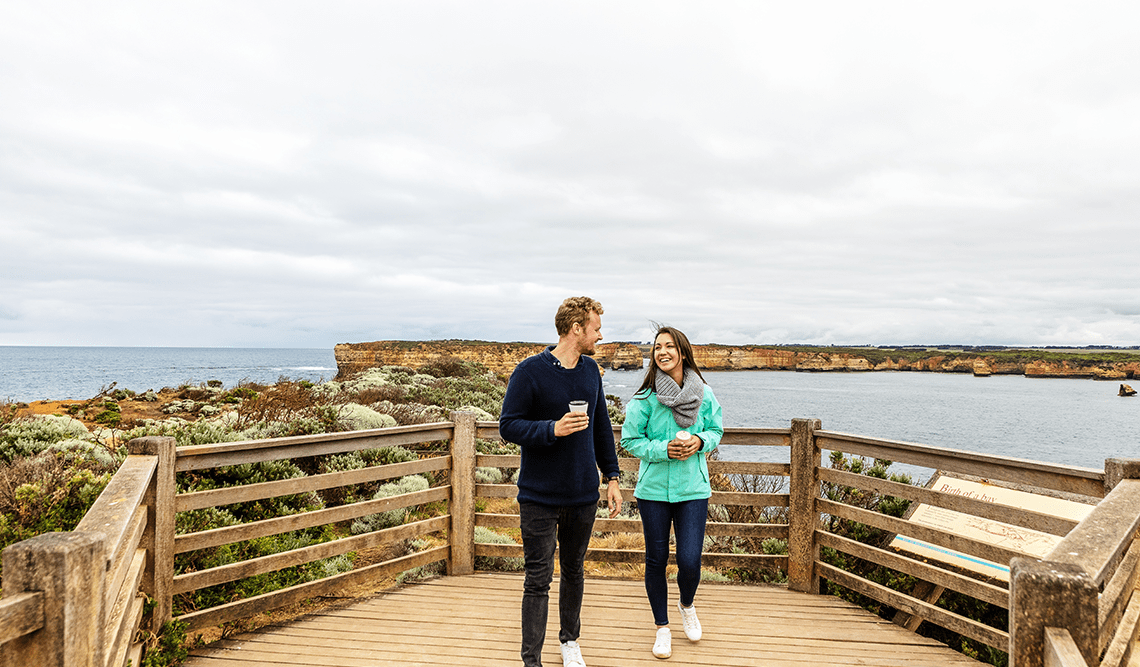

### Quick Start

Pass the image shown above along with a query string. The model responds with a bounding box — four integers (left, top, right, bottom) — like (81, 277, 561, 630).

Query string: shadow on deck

(183, 573, 981, 666)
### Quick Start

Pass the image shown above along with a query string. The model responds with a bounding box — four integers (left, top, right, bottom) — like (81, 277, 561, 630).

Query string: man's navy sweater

(499, 347, 620, 507)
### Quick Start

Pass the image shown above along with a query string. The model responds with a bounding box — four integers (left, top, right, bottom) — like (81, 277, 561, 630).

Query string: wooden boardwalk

(184, 573, 981, 666)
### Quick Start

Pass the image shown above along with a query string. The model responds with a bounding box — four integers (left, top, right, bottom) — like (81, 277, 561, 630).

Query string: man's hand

(667, 435, 701, 461)
(553, 411, 589, 437)
(606, 479, 623, 518)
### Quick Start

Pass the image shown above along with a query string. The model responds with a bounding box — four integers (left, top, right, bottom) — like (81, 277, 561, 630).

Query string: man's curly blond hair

(554, 296, 604, 337)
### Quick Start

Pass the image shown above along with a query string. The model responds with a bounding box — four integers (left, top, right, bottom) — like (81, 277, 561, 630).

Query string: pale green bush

(1, 415, 94, 462)
(474, 526, 524, 571)
(475, 467, 503, 484)
(336, 403, 397, 431)
(350, 475, 431, 534)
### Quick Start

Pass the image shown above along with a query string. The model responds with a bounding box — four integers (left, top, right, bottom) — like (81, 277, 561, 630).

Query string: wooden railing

(472, 421, 792, 571)
(1, 413, 1137, 667)
(1010, 460, 1140, 667)
(0, 436, 172, 667)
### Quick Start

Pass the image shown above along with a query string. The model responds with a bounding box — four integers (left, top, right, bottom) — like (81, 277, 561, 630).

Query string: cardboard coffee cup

(569, 400, 589, 413)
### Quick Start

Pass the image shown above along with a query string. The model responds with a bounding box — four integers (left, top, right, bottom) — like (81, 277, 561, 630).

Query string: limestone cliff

(334, 341, 544, 378)
(334, 340, 645, 379)
(689, 345, 1140, 379)
(335, 341, 1140, 382)
(594, 343, 645, 370)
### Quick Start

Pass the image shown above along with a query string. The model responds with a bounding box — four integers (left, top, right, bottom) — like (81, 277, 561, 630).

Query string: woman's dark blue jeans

(519, 501, 596, 667)
(639, 497, 708, 627)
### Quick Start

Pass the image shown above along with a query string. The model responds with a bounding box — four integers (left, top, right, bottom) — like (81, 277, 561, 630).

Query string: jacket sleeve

(620, 394, 670, 462)
(695, 387, 723, 453)
(592, 378, 620, 477)
(498, 368, 556, 448)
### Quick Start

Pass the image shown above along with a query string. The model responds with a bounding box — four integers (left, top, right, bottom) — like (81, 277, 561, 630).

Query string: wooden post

(0, 532, 105, 667)
(787, 418, 821, 594)
(448, 411, 477, 575)
(129, 436, 176, 631)
(1104, 457, 1140, 493)
(1009, 557, 1098, 667)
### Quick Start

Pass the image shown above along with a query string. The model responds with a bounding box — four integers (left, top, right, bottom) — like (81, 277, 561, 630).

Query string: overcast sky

(2, 2, 1138, 349)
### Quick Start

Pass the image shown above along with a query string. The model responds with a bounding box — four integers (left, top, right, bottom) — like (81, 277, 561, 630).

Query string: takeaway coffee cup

(676, 430, 691, 440)
(569, 400, 589, 413)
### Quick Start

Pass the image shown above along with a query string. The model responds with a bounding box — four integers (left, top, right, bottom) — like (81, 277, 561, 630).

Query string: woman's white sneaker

(678, 602, 702, 642)
(653, 627, 672, 659)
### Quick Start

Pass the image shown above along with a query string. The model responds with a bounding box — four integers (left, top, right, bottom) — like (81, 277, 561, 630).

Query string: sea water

(601, 368, 1138, 473)
(2, 347, 1134, 474)
(0, 346, 336, 403)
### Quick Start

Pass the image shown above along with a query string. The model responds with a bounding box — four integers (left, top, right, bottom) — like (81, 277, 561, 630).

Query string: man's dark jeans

(519, 501, 596, 667)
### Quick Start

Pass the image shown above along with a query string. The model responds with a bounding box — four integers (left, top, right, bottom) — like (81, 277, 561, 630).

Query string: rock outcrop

(334, 341, 545, 378)
(334, 340, 645, 379)
(594, 343, 645, 370)
(335, 341, 1140, 383)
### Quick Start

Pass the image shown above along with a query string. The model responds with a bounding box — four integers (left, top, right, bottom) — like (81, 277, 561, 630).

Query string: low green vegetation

(0, 358, 517, 662)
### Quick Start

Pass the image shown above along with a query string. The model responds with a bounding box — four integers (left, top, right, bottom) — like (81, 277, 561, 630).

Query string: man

(500, 296, 623, 667)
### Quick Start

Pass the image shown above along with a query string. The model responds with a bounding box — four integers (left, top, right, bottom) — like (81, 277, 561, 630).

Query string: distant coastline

(334, 341, 1140, 381)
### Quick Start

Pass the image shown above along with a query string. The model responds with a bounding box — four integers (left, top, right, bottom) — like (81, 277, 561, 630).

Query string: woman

(621, 326, 723, 659)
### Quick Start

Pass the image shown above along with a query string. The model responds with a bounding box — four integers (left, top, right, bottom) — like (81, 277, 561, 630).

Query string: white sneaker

(561, 640, 586, 667)
(653, 627, 672, 659)
(678, 602, 702, 642)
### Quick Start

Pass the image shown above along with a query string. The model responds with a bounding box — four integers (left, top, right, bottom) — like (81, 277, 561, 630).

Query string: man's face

(574, 311, 603, 355)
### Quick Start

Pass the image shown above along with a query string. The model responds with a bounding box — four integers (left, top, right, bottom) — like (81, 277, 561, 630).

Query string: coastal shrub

(174, 526, 352, 614)
(0, 415, 94, 463)
(473, 526, 524, 571)
(0, 452, 116, 577)
(177, 458, 323, 524)
(367, 400, 445, 426)
(475, 467, 503, 484)
(351, 475, 431, 534)
(335, 402, 397, 431)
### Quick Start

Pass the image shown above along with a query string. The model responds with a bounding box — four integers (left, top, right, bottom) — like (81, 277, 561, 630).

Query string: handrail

(2, 414, 1138, 667)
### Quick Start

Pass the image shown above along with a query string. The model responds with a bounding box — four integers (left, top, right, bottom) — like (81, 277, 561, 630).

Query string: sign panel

(888, 474, 1093, 583)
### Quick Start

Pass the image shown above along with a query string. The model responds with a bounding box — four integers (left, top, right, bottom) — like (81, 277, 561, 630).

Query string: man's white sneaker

(678, 602, 702, 642)
(561, 640, 586, 667)
(653, 627, 672, 659)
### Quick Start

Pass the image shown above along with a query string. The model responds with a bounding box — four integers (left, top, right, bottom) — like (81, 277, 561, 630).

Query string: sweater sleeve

(695, 387, 723, 453)
(592, 372, 620, 477)
(620, 394, 670, 462)
(498, 367, 556, 448)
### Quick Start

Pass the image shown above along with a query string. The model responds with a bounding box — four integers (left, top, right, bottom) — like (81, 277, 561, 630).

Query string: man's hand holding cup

(554, 400, 590, 437)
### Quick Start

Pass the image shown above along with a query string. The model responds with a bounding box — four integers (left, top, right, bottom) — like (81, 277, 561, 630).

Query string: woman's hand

(667, 435, 701, 460)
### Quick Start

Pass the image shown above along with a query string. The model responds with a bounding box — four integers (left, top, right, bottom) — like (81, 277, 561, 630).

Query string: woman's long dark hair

(635, 325, 706, 397)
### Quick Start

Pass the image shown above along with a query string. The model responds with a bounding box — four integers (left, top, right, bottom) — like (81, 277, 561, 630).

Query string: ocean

(0, 346, 337, 403)
(1, 347, 1134, 475)
(601, 368, 1138, 474)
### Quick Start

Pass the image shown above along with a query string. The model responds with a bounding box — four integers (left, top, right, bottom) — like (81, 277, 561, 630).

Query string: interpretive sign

(889, 474, 1093, 583)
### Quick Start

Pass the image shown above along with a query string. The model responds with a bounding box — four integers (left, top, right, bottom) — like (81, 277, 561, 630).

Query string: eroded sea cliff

(335, 341, 1140, 381)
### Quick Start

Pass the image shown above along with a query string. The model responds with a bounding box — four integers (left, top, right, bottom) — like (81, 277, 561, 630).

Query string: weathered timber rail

(1, 413, 1138, 667)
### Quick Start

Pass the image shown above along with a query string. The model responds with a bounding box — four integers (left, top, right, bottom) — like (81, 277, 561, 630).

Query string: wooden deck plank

(185, 573, 981, 666)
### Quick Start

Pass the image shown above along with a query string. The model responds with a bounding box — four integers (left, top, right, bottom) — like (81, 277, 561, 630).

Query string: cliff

(334, 340, 644, 379)
(335, 341, 1140, 382)
(690, 345, 1140, 379)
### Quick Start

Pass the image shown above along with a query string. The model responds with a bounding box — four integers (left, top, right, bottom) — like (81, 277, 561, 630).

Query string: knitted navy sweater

(499, 347, 620, 507)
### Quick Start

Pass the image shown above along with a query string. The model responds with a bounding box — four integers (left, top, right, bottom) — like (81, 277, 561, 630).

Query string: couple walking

(500, 296, 724, 665)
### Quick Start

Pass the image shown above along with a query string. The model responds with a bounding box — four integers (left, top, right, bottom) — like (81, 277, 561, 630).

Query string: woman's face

(653, 332, 682, 376)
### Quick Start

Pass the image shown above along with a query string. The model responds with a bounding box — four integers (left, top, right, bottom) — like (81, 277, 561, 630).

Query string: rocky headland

(334, 340, 645, 379)
(336, 341, 1140, 381)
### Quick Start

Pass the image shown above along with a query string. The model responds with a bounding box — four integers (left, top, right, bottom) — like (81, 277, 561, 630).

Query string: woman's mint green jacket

(621, 385, 723, 503)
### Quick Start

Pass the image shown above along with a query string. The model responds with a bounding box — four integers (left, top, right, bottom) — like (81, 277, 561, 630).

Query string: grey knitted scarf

(654, 367, 704, 428)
